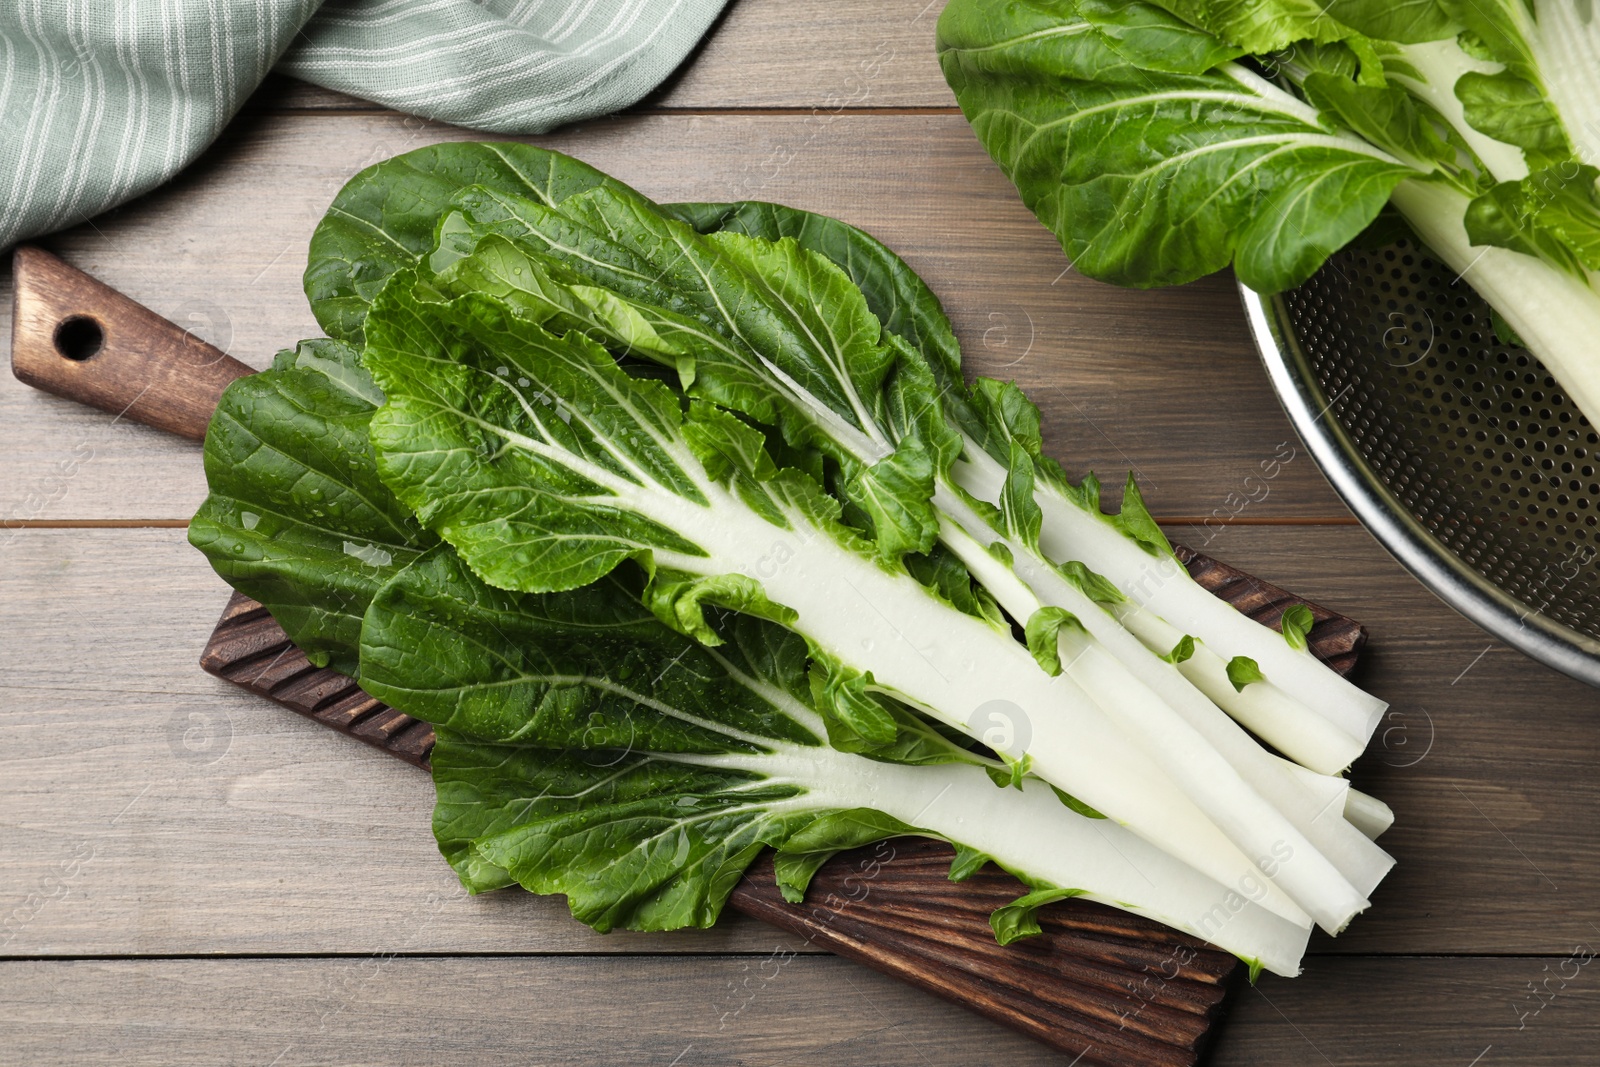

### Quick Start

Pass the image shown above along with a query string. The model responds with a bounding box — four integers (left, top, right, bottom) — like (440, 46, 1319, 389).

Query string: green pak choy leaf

(1023, 606, 1086, 677)
(188, 338, 436, 676)
(937, 0, 1419, 292)
(305, 143, 627, 343)
(771, 810, 917, 903)
(1302, 72, 1458, 172)
(1110, 473, 1176, 559)
(990, 884, 1088, 945)
(360, 546, 992, 928)
(1455, 70, 1572, 161)
(300, 139, 979, 452)
(421, 192, 967, 571)
(1280, 604, 1316, 651)
(1466, 165, 1600, 276)
(1226, 655, 1266, 691)
(362, 277, 715, 595)
(431, 727, 814, 928)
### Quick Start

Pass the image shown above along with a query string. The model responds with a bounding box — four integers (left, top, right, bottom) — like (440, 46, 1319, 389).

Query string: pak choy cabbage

(937, 0, 1600, 432)
(190, 143, 1397, 978)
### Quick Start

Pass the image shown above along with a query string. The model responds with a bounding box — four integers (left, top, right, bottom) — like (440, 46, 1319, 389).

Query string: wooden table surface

(4, 4, 1599, 1064)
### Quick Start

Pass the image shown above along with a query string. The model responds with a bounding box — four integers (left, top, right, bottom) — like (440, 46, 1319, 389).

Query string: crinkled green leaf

(1535, 167, 1600, 271)
(999, 442, 1046, 551)
(1464, 166, 1600, 276)
(431, 230, 703, 384)
(1062, 469, 1104, 515)
(306, 143, 624, 343)
(662, 199, 967, 408)
(665, 201, 993, 453)
(1139, 0, 1352, 52)
(1465, 179, 1574, 268)
(1283, 37, 1361, 81)
(843, 437, 941, 564)
(968, 377, 1045, 461)
(428, 188, 970, 546)
(679, 401, 793, 529)
(1455, 70, 1570, 158)
(188, 338, 435, 676)
(807, 650, 899, 749)
(1144, 0, 1453, 51)
(1303, 72, 1455, 170)
(1055, 559, 1127, 606)
(435, 728, 807, 929)
(772, 809, 917, 902)
(1321, 0, 1460, 44)
(903, 544, 1010, 631)
(644, 569, 799, 648)
(1077, 0, 1247, 73)
(937, 0, 1417, 292)
(521, 184, 905, 460)
(363, 284, 713, 594)
(359, 546, 821, 751)
(1051, 786, 1108, 819)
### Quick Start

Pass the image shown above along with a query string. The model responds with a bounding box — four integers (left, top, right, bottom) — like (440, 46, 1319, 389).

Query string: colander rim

(1239, 281, 1600, 688)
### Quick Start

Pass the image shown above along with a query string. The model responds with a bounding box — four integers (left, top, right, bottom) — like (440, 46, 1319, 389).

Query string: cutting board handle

(9, 246, 254, 441)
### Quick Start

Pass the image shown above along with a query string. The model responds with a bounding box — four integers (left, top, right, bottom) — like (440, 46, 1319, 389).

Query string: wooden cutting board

(10, 245, 1369, 1067)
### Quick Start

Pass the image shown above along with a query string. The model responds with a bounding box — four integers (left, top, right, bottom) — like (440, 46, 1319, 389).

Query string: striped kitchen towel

(0, 0, 729, 251)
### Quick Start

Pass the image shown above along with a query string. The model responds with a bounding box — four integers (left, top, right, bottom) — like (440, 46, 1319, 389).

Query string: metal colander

(1241, 239, 1600, 687)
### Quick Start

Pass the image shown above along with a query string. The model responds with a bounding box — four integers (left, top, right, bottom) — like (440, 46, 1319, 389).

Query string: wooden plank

(244, 0, 958, 114)
(1211, 956, 1600, 1066)
(1, 112, 1349, 521)
(640, 0, 956, 111)
(2, 526, 1597, 958)
(0, 527, 809, 957)
(0, 956, 1592, 1066)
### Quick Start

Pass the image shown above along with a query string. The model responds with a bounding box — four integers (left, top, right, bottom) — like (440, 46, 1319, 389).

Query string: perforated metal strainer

(1241, 239, 1600, 686)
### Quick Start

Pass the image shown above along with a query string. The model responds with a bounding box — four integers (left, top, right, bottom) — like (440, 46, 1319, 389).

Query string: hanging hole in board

(54, 316, 104, 361)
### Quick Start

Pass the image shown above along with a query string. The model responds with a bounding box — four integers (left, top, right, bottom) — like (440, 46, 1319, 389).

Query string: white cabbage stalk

(951, 446, 1389, 751)
(937, 511, 1393, 930)
(705, 338, 1380, 928)
(1391, 179, 1600, 426)
(637, 470, 1316, 929)
(684, 742, 1312, 977)
(1386, 6, 1600, 429)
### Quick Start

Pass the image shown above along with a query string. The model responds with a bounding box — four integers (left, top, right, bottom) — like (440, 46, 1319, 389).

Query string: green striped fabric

(0, 0, 728, 251)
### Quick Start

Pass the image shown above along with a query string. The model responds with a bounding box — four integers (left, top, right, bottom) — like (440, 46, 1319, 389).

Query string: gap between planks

(0, 519, 191, 529)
